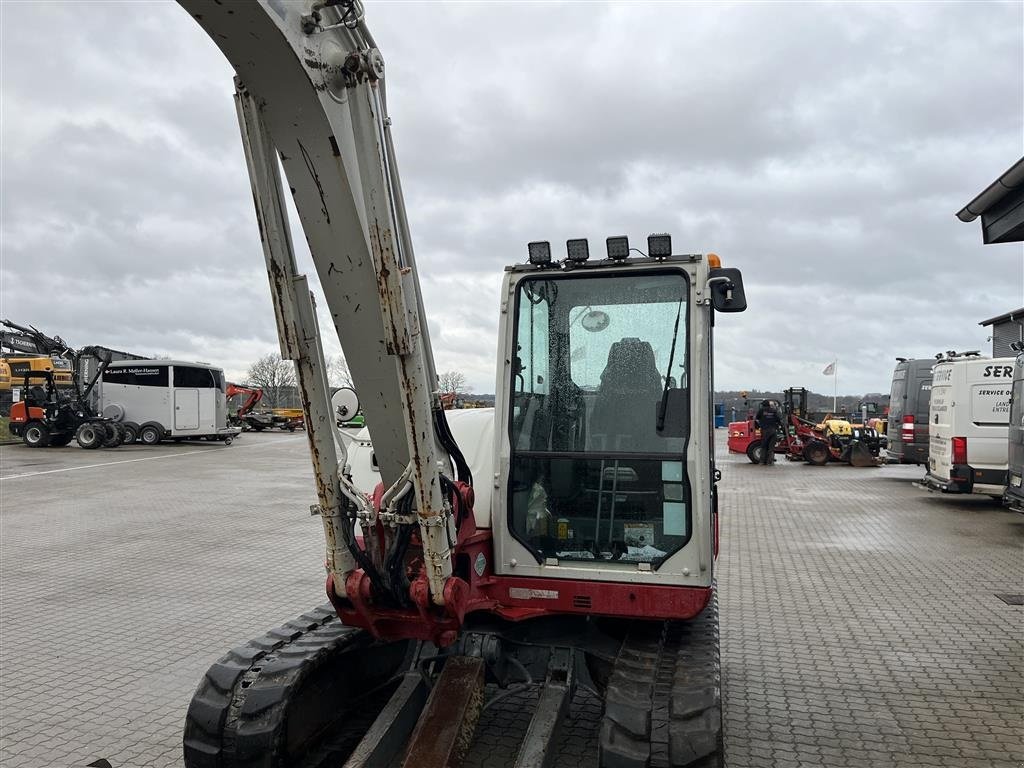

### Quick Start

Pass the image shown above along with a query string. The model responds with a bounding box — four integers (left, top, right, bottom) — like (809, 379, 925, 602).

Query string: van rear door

(969, 376, 1011, 470)
(886, 365, 908, 455)
(911, 371, 933, 459)
(1008, 358, 1024, 496)
(928, 365, 953, 477)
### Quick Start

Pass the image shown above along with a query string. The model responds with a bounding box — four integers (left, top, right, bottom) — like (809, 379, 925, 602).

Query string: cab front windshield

(509, 271, 691, 566)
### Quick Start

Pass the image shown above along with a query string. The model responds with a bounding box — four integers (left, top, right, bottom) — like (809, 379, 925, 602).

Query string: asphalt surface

(0, 431, 1021, 768)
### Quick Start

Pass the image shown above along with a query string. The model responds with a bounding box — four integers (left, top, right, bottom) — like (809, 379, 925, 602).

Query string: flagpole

(833, 359, 837, 414)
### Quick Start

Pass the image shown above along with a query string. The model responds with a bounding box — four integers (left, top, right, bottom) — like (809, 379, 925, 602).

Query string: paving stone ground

(1, 432, 1021, 768)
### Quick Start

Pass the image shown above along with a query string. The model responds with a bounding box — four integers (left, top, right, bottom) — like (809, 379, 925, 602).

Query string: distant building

(980, 309, 1024, 358)
(956, 156, 1024, 244)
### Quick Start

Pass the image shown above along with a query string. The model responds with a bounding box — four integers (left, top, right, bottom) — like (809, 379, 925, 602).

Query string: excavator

(178, 2, 746, 766)
(0, 320, 75, 410)
(226, 382, 304, 432)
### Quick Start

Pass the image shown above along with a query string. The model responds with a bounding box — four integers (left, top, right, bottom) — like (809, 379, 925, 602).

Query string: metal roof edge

(978, 307, 1024, 327)
(957, 156, 1024, 222)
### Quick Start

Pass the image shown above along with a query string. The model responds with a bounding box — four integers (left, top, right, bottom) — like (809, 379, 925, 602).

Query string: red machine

(5, 321, 125, 449)
(728, 388, 882, 466)
(226, 382, 303, 431)
(226, 382, 263, 415)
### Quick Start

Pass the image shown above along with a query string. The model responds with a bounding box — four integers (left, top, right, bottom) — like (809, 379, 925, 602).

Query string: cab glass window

(508, 271, 691, 566)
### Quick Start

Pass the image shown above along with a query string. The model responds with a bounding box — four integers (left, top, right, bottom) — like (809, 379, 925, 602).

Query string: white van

(99, 360, 239, 445)
(922, 356, 1013, 496)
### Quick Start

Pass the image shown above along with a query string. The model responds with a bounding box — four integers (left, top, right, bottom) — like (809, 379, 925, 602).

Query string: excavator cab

(495, 237, 745, 612)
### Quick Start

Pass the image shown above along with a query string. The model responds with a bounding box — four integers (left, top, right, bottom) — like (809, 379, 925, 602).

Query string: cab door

(174, 389, 200, 430)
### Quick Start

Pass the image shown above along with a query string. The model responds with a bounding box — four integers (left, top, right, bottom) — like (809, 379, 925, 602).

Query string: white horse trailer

(99, 360, 240, 445)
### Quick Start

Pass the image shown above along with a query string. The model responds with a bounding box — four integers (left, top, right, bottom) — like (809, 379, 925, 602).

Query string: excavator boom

(225, 383, 264, 417)
(181, 1, 434, 482)
(182, 0, 463, 607)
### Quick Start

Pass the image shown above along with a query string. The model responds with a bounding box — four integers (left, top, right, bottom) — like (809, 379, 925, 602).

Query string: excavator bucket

(847, 440, 877, 467)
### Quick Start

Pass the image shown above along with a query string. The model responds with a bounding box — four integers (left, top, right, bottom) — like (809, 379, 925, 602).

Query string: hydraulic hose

(434, 407, 472, 487)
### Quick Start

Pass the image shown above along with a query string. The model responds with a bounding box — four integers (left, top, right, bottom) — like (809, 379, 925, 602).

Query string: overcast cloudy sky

(2, 1, 1022, 396)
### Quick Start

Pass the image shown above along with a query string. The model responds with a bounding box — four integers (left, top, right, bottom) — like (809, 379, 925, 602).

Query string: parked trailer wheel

(744, 441, 763, 464)
(138, 423, 163, 446)
(224, 436, 233, 446)
(76, 423, 105, 450)
(121, 423, 139, 444)
(22, 422, 51, 448)
(803, 440, 830, 466)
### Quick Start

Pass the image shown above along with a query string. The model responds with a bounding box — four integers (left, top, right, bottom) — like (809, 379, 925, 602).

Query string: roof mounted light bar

(526, 233, 687, 265)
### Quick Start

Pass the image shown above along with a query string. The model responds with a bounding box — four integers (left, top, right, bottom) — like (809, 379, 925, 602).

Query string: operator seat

(589, 338, 663, 451)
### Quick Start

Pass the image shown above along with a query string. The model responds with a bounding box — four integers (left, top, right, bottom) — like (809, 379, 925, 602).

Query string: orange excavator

(227, 382, 304, 431)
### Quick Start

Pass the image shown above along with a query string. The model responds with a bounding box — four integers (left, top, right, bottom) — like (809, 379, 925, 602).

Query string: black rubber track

(183, 604, 409, 768)
(598, 592, 723, 768)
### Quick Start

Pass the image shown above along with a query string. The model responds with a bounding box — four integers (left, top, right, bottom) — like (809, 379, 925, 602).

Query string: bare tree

(438, 370, 469, 395)
(246, 352, 297, 407)
(328, 354, 354, 389)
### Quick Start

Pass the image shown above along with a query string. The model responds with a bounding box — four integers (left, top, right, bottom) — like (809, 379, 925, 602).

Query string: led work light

(527, 241, 552, 266)
(606, 236, 629, 260)
(647, 234, 672, 258)
(566, 238, 590, 263)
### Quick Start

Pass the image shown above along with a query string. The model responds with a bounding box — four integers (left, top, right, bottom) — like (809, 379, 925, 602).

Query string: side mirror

(708, 267, 746, 312)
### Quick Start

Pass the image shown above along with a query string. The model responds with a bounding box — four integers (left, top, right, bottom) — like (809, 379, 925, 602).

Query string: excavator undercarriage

(184, 596, 723, 768)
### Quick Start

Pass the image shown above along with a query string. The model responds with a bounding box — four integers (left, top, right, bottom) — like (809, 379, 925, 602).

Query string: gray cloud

(2, 0, 1021, 396)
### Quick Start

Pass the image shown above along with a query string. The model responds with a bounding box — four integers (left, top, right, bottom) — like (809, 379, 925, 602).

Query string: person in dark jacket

(754, 399, 783, 464)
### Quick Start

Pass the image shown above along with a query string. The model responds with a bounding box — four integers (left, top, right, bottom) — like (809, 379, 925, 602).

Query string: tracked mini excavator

(226, 383, 304, 432)
(179, 2, 747, 767)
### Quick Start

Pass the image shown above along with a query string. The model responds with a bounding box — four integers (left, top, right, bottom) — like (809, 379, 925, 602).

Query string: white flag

(822, 361, 836, 375)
